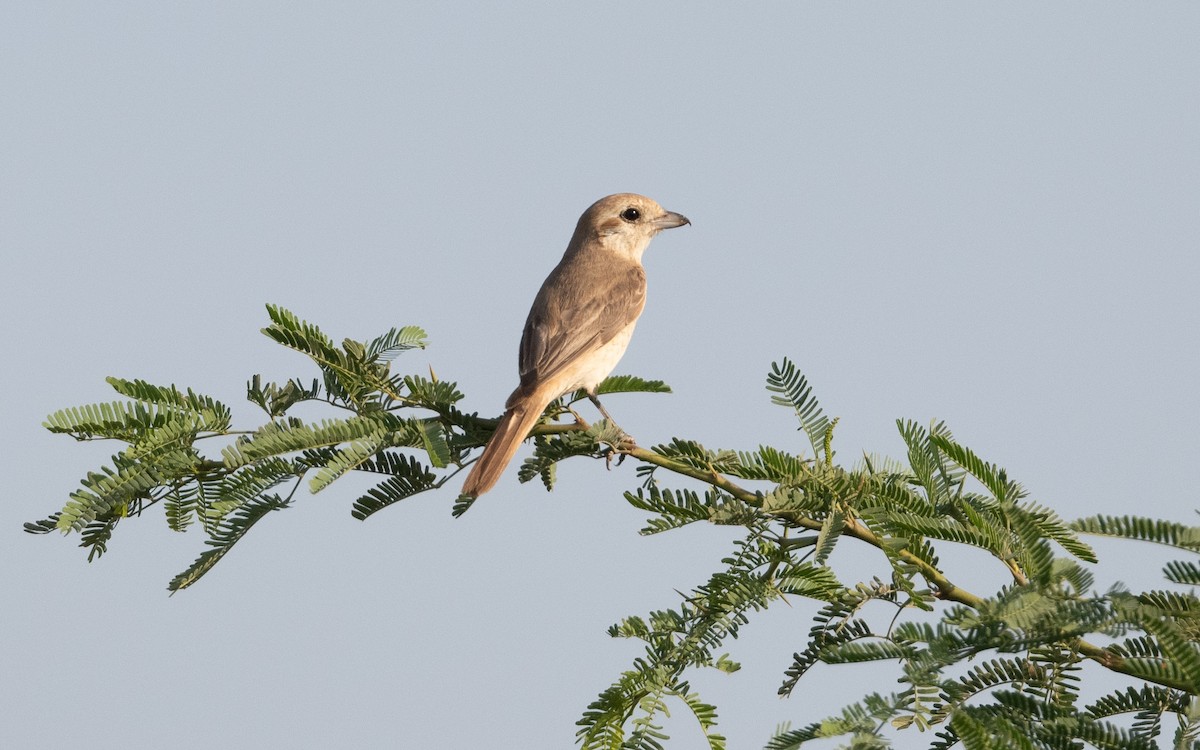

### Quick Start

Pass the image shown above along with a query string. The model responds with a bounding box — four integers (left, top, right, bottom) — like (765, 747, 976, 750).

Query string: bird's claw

(601, 446, 627, 470)
(600, 431, 637, 470)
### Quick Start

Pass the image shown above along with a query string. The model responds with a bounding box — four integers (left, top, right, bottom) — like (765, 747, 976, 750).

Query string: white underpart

(556, 319, 638, 395)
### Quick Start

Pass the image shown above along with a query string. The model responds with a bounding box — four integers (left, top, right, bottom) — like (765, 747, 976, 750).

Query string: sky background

(3, 3, 1198, 748)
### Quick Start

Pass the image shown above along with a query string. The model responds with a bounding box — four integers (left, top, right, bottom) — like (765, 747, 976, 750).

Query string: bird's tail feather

(461, 393, 549, 498)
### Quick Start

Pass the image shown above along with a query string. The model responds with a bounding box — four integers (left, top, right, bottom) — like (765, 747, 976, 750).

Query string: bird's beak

(652, 211, 691, 230)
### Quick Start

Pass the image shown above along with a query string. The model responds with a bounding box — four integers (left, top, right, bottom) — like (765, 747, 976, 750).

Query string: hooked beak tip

(655, 211, 691, 230)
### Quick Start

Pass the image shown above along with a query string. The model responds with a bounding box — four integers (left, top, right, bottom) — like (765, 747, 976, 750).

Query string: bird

(461, 193, 690, 499)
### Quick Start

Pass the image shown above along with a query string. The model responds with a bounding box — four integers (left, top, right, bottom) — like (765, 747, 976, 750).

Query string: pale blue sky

(3, 4, 1198, 748)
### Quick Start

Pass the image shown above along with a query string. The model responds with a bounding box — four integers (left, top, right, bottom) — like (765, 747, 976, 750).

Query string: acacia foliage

(28, 307, 1200, 749)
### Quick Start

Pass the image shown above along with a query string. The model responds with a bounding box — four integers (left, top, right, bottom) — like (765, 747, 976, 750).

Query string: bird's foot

(600, 430, 637, 470)
(601, 445, 626, 470)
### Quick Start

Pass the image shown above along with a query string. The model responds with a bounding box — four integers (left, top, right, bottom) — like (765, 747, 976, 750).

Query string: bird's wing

(516, 256, 646, 393)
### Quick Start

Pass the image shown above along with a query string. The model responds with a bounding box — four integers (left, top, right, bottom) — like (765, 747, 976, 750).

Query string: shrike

(461, 193, 690, 498)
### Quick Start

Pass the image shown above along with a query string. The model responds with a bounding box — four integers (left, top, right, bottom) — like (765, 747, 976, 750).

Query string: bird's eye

(620, 207, 641, 222)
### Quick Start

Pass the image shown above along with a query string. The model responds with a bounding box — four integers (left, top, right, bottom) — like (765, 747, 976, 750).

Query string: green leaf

(1064, 719, 1160, 750)
(451, 493, 476, 518)
(208, 458, 295, 520)
(941, 658, 1041, 710)
(765, 702, 884, 750)
(44, 400, 176, 440)
(651, 438, 742, 475)
(676, 689, 725, 750)
(1017, 501, 1098, 563)
(1129, 605, 1200, 690)
(1165, 560, 1200, 586)
(247, 375, 322, 417)
(351, 454, 438, 520)
(517, 430, 598, 488)
(1072, 515, 1200, 552)
(813, 508, 844, 565)
(262, 304, 339, 362)
(163, 482, 200, 532)
(778, 606, 874, 697)
(1086, 684, 1186, 740)
(415, 420, 451, 468)
(865, 473, 939, 518)
(402, 374, 463, 412)
(309, 430, 389, 493)
(261, 305, 399, 408)
(766, 358, 831, 459)
(592, 374, 672, 395)
(897, 419, 963, 506)
(730, 445, 810, 482)
(760, 485, 830, 516)
(221, 416, 390, 467)
(23, 515, 61, 534)
(365, 325, 427, 361)
(79, 516, 119, 561)
(106, 377, 231, 427)
(168, 492, 290, 592)
(947, 708, 1003, 750)
(57, 450, 192, 532)
(121, 412, 211, 460)
(772, 564, 849, 600)
(931, 433, 1023, 504)
(625, 484, 709, 535)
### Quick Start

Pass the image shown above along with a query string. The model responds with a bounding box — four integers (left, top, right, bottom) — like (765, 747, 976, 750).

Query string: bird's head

(574, 193, 690, 262)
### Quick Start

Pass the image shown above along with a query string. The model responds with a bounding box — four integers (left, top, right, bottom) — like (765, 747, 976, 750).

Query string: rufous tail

(461, 393, 549, 498)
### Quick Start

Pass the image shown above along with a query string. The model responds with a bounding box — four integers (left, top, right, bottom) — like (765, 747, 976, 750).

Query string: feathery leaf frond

(766, 358, 831, 459)
(592, 374, 672, 396)
(1165, 560, 1200, 586)
(351, 455, 438, 520)
(106, 377, 231, 425)
(221, 416, 392, 467)
(1072, 515, 1200, 552)
(168, 492, 291, 592)
(365, 325, 427, 361)
(931, 433, 1023, 504)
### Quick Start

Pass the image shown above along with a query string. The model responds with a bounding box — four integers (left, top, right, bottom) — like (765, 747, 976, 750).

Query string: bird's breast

(558, 319, 638, 395)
